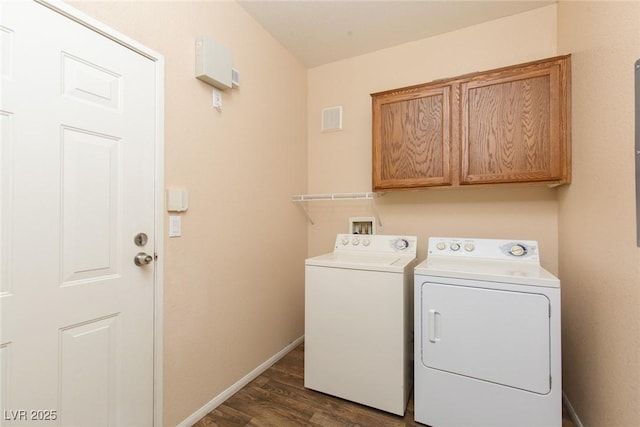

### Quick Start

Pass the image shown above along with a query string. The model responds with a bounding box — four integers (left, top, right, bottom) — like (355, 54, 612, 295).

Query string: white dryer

(414, 237, 561, 427)
(305, 233, 417, 415)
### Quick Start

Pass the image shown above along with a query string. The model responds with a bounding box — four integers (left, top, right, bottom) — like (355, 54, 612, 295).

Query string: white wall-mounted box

(195, 36, 232, 90)
(167, 188, 189, 212)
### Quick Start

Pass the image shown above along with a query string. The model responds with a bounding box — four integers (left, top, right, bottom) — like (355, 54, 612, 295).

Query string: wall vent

(322, 106, 343, 132)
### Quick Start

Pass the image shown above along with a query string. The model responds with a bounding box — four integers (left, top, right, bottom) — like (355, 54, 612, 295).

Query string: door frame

(34, 1, 165, 425)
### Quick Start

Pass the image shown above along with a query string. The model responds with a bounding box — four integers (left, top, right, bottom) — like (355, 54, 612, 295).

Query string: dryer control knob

(436, 242, 446, 250)
(352, 238, 360, 246)
(341, 237, 349, 245)
(450, 243, 461, 251)
(464, 243, 475, 252)
(362, 238, 371, 246)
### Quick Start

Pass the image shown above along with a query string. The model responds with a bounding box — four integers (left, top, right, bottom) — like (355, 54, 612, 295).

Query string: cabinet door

(460, 56, 570, 185)
(372, 85, 452, 190)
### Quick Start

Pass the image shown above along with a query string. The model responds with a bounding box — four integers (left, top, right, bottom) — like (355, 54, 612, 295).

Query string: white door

(420, 282, 551, 394)
(1, 2, 158, 426)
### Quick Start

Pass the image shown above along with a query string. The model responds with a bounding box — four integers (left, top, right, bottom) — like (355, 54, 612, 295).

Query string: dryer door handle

(428, 309, 440, 343)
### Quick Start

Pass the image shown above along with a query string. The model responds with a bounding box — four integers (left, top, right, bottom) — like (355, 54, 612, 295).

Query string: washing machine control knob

(341, 237, 349, 245)
(362, 238, 371, 246)
(436, 242, 446, 250)
(394, 238, 409, 250)
(509, 244, 527, 257)
(352, 237, 360, 246)
(464, 243, 475, 252)
(450, 242, 461, 251)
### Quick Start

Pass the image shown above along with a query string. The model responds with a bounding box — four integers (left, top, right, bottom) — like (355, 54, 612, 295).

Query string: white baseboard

(562, 391, 584, 427)
(177, 335, 304, 427)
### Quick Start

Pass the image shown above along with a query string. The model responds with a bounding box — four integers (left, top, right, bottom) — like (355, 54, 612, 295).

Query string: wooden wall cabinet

(372, 83, 452, 190)
(371, 55, 571, 191)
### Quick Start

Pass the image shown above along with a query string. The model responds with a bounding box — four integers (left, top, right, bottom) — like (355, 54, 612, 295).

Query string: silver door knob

(134, 252, 154, 266)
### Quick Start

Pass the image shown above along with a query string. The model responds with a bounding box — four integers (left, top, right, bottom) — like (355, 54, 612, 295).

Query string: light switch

(212, 88, 222, 111)
(169, 215, 182, 237)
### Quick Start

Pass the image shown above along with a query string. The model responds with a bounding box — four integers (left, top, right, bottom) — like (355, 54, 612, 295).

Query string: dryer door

(420, 282, 551, 394)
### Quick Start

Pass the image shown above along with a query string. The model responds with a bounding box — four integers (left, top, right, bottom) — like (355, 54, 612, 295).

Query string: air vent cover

(322, 106, 343, 132)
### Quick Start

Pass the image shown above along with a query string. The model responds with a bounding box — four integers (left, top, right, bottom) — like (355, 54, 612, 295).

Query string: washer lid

(306, 252, 416, 273)
(415, 257, 560, 288)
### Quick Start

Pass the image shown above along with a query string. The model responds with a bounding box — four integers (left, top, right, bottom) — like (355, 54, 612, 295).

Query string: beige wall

(57, 2, 640, 426)
(69, 1, 308, 425)
(307, 5, 561, 270)
(557, 2, 640, 426)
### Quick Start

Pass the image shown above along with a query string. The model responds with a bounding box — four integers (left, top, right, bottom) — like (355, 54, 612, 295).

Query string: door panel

(61, 52, 122, 110)
(59, 316, 118, 427)
(61, 127, 120, 285)
(0, 111, 12, 297)
(421, 282, 550, 394)
(0, 2, 156, 426)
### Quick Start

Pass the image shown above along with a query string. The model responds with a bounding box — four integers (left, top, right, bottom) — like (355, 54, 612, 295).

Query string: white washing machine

(414, 237, 561, 427)
(305, 233, 417, 415)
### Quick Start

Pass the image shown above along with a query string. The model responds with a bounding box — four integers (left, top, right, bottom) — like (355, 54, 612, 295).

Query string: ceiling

(238, 0, 555, 68)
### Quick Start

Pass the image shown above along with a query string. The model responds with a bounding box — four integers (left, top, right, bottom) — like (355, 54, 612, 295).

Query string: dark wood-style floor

(193, 343, 575, 427)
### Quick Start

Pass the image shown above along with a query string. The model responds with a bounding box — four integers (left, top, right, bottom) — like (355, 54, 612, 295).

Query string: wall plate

(349, 216, 375, 235)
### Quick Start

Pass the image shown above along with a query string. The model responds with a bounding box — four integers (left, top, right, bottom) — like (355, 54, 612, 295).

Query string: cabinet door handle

(428, 309, 440, 343)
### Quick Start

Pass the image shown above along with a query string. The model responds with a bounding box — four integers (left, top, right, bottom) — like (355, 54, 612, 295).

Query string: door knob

(134, 252, 154, 266)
